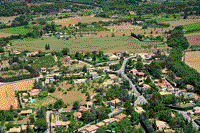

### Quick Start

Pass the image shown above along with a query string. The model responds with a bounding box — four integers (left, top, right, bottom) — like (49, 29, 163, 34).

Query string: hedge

(194, 119, 200, 126)
(166, 104, 197, 110)
(0, 65, 39, 82)
(140, 114, 154, 133)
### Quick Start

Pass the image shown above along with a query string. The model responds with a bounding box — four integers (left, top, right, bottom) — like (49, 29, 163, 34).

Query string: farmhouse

(95, 122, 105, 127)
(87, 67, 95, 72)
(73, 79, 87, 84)
(103, 118, 118, 125)
(156, 120, 170, 131)
(26, 51, 38, 57)
(115, 114, 127, 121)
(186, 84, 195, 90)
(40, 67, 47, 73)
(102, 79, 114, 88)
(29, 89, 41, 97)
(134, 106, 145, 114)
(7, 127, 21, 133)
(109, 54, 120, 60)
(19, 109, 32, 116)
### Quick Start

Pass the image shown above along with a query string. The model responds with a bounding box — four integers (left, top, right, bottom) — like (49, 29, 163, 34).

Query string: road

(115, 56, 148, 105)
(176, 110, 199, 130)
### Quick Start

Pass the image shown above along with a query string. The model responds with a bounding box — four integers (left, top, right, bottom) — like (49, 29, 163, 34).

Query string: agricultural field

(185, 51, 200, 73)
(0, 32, 17, 38)
(10, 36, 167, 54)
(49, 80, 98, 108)
(0, 69, 30, 78)
(185, 33, 200, 46)
(0, 79, 34, 110)
(0, 16, 18, 25)
(52, 16, 115, 27)
(0, 25, 38, 35)
(31, 56, 57, 70)
(163, 19, 200, 27)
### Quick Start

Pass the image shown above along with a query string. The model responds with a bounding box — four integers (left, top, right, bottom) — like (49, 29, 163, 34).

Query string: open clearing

(163, 19, 200, 27)
(185, 51, 200, 73)
(52, 16, 115, 26)
(0, 79, 34, 110)
(0, 69, 30, 78)
(11, 36, 166, 54)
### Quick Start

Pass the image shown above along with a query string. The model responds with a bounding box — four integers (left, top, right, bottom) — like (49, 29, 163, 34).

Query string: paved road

(176, 110, 199, 130)
(115, 56, 148, 106)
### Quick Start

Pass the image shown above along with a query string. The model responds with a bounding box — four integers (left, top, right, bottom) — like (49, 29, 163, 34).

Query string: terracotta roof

(55, 121, 70, 126)
(96, 122, 105, 127)
(109, 99, 121, 104)
(19, 109, 32, 114)
(7, 127, 21, 133)
(103, 118, 118, 123)
(21, 125, 34, 130)
(115, 114, 127, 120)
(156, 120, 170, 128)
(85, 125, 99, 132)
(73, 112, 82, 118)
(186, 84, 194, 89)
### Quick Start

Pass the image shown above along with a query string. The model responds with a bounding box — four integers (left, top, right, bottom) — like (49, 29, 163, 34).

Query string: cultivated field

(52, 16, 115, 26)
(0, 25, 36, 35)
(185, 33, 200, 46)
(50, 80, 98, 108)
(0, 69, 30, 78)
(185, 51, 200, 73)
(31, 56, 57, 70)
(0, 79, 34, 110)
(0, 32, 17, 38)
(0, 16, 18, 25)
(163, 19, 200, 27)
(10, 36, 167, 54)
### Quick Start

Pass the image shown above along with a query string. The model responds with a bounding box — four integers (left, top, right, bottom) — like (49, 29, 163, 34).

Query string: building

(108, 99, 121, 107)
(193, 107, 200, 115)
(109, 54, 120, 60)
(40, 68, 47, 73)
(19, 109, 32, 116)
(73, 112, 82, 119)
(186, 84, 195, 90)
(102, 79, 114, 88)
(21, 125, 34, 131)
(134, 106, 145, 114)
(156, 120, 170, 131)
(7, 127, 21, 133)
(103, 118, 118, 125)
(95, 122, 105, 127)
(73, 79, 87, 84)
(85, 102, 93, 109)
(142, 84, 151, 91)
(84, 125, 99, 133)
(51, 121, 70, 128)
(29, 89, 41, 97)
(26, 51, 38, 57)
(12, 51, 21, 55)
(87, 67, 95, 73)
(115, 114, 127, 121)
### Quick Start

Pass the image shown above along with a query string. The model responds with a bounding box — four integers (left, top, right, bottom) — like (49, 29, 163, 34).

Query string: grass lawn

(11, 36, 165, 53)
(0, 25, 39, 35)
(31, 56, 56, 70)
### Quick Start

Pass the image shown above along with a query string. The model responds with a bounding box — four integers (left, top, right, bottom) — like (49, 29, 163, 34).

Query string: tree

(0, 46, 4, 53)
(18, 114, 23, 120)
(34, 118, 48, 131)
(54, 99, 64, 109)
(29, 114, 35, 124)
(6, 121, 14, 130)
(61, 48, 70, 55)
(55, 126, 66, 133)
(136, 60, 143, 72)
(111, 33, 115, 37)
(38, 91, 48, 98)
(82, 65, 87, 73)
(72, 101, 80, 110)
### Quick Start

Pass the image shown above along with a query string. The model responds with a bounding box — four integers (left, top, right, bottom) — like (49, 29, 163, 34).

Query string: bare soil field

(185, 33, 200, 46)
(0, 79, 34, 110)
(52, 16, 115, 26)
(185, 51, 200, 73)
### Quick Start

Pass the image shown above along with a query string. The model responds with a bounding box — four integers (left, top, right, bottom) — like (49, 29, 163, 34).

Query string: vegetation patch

(31, 56, 56, 70)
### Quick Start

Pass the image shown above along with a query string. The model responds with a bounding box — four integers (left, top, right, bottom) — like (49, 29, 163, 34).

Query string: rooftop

(85, 125, 99, 132)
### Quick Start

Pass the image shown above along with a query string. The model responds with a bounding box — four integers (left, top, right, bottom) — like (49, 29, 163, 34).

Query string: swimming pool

(30, 99, 36, 102)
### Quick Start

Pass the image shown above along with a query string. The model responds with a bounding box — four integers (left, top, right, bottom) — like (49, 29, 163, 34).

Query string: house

(26, 51, 38, 57)
(90, 72, 100, 79)
(164, 129, 176, 133)
(29, 89, 41, 97)
(68, 59, 78, 64)
(156, 120, 170, 131)
(84, 125, 99, 133)
(160, 92, 173, 95)
(73, 79, 87, 84)
(129, 11, 137, 15)
(130, 68, 138, 75)
(40, 67, 47, 73)
(175, 76, 182, 80)
(7, 127, 21, 133)
(109, 54, 120, 60)
(103, 118, 118, 125)
(115, 114, 127, 121)
(108, 99, 121, 107)
(142, 84, 151, 91)
(109, 74, 118, 80)
(51, 121, 70, 128)
(95, 122, 105, 127)
(154, 79, 160, 84)
(73, 112, 82, 119)
(21, 125, 34, 131)
(103, 79, 114, 88)
(87, 67, 95, 73)
(186, 84, 194, 90)
(134, 106, 145, 114)
(19, 109, 32, 116)
(12, 51, 21, 55)
(193, 107, 200, 115)
(137, 72, 145, 77)
(85, 102, 93, 109)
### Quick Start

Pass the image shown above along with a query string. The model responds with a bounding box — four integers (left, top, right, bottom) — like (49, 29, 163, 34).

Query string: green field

(183, 22, 200, 33)
(31, 56, 56, 70)
(11, 36, 167, 53)
(0, 25, 41, 35)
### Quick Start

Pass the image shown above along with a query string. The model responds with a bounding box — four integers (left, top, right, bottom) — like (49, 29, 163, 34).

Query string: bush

(18, 114, 23, 120)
